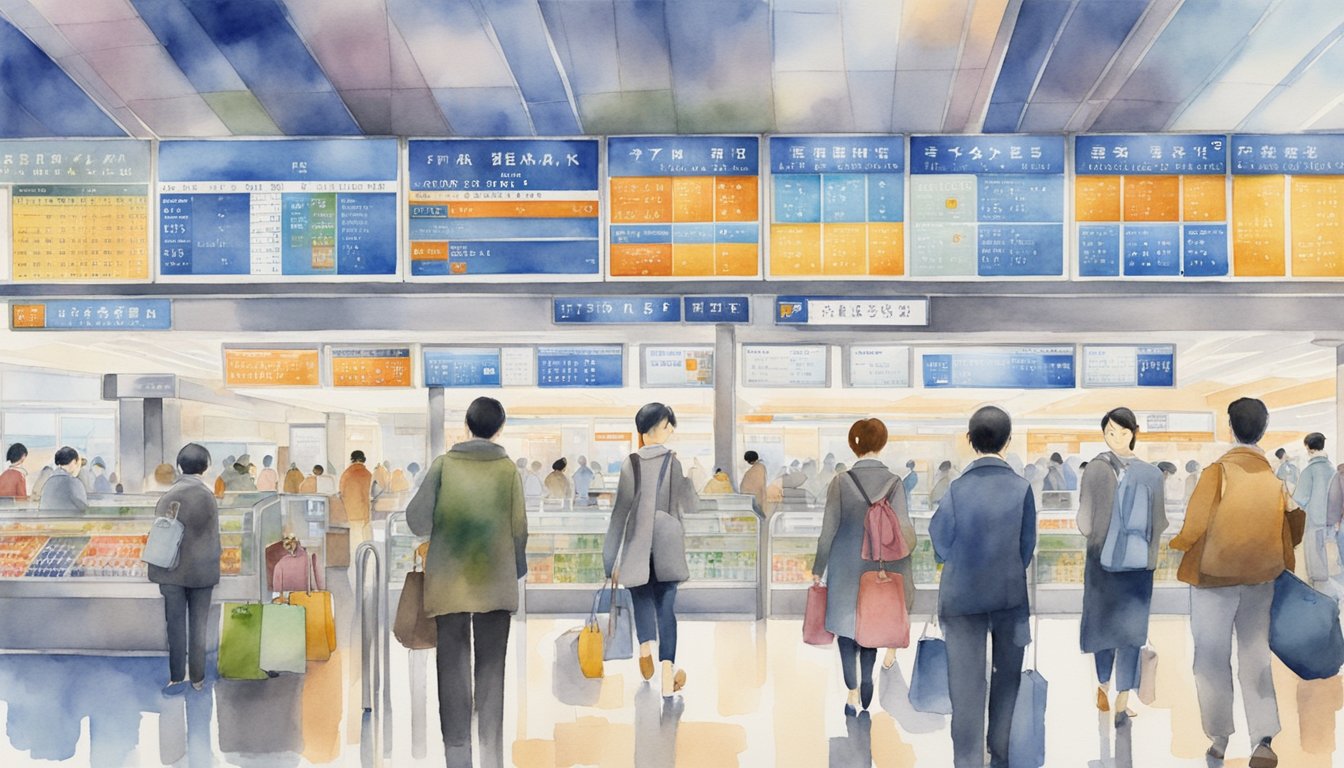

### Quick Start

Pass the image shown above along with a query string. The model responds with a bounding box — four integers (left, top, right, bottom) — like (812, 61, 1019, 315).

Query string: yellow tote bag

(283, 553, 336, 661)
(577, 610, 604, 679)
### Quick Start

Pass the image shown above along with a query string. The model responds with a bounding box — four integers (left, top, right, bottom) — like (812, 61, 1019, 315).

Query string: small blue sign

(423, 348, 503, 388)
(537, 345, 624, 388)
(608, 136, 759, 177)
(1137, 346, 1176, 387)
(553, 297, 681, 324)
(408, 139, 598, 191)
(911, 135, 1065, 175)
(769, 136, 905, 175)
(1075, 135, 1227, 175)
(1232, 134, 1344, 174)
(159, 139, 397, 182)
(683, 296, 750, 324)
(922, 347, 1076, 389)
(0, 139, 150, 182)
(1078, 225, 1122, 277)
(12, 300, 171, 331)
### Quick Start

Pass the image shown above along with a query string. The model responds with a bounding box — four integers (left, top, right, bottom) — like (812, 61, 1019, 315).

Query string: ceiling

(3, 0, 1344, 139)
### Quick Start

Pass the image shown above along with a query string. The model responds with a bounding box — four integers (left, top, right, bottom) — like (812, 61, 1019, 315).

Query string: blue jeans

(629, 580, 678, 662)
(1095, 646, 1141, 691)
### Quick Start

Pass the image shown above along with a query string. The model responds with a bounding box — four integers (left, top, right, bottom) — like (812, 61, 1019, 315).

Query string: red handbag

(803, 584, 834, 646)
(854, 569, 910, 649)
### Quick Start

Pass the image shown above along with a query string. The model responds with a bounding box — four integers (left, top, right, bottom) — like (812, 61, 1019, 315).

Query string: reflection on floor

(0, 588, 1339, 766)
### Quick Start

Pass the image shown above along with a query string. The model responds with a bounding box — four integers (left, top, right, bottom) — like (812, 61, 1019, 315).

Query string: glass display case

(1035, 509, 1188, 613)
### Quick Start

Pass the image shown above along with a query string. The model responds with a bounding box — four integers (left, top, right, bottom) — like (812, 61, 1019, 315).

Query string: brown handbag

(393, 547, 437, 650)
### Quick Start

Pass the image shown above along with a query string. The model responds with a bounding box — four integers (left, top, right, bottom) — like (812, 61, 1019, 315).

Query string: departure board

(607, 136, 760, 279)
(846, 345, 911, 388)
(1082, 345, 1175, 388)
(407, 139, 599, 279)
(1075, 135, 1228, 278)
(0, 140, 151, 282)
(423, 347, 502, 388)
(157, 139, 398, 280)
(223, 347, 321, 387)
(642, 346, 714, 388)
(329, 346, 413, 388)
(908, 135, 1065, 277)
(536, 345, 624, 388)
(741, 345, 830, 388)
(768, 136, 904, 278)
(1232, 134, 1344, 277)
(921, 346, 1076, 389)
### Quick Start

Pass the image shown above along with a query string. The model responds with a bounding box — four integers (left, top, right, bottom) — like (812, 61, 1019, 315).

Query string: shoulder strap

(847, 470, 900, 508)
(654, 453, 673, 512)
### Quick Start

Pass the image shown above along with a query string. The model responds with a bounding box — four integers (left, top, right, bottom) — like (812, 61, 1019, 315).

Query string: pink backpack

(850, 472, 910, 562)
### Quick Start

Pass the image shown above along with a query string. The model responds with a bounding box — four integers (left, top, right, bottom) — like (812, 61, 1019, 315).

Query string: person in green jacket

(407, 396, 527, 768)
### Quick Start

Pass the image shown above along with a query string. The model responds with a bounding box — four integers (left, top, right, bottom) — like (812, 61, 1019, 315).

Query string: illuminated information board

(1075, 134, 1228, 278)
(846, 345, 911, 388)
(1, 140, 151, 282)
(768, 136, 904, 278)
(536, 345, 624, 388)
(909, 135, 1065, 277)
(1082, 345, 1175, 388)
(223, 347, 321, 387)
(607, 136, 760, 279)
(407, 139, 599, 278)
(741, 345, 830, 388)
(1232, 134, 1344, 277)
(921, 346, 1076, 389)
(642, 346, 714, 388)
(329, 346, 413, 388)
(158, 139, 398, 279)
(423, 347, 502, 388)
(553, 296, 681, 324)
(10, 299, 170, 331)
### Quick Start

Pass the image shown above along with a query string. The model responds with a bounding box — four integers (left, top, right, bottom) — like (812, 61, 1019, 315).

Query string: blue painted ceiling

(1, 0, 1342, 139)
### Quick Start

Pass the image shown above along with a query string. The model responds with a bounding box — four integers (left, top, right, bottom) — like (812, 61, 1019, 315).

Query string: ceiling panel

(538, 0, 619, 98)
(983, 0, 1072, 133)
(0, 17, 125, 136)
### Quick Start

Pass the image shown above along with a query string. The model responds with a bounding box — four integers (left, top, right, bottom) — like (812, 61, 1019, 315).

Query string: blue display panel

(423, 347, 503, 388)
(682, 296, 750, 324)
(1075, 134, 1229, 278)
(407, 139, 600, 279)
(537, 345, 624, 388)
(157, 139, 398, 279)
(909, 135, 1065, 277)
(1082, 345, 1176, 388)
(11, 299, 171, 331)
(1230, 134, 1344, 174)
(921, 346, 1076, 389)
(553, 297, 682, 324)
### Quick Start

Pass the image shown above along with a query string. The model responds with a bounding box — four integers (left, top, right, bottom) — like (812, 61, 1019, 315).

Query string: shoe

(673, 668, 686, 692)
(843, 703, 857, 717)
(190, 680, 204, 692)
(639, 655, 654, 680)
(1096, 686, 1110, 712)
(161, 680, 187, 696)
(860, 677, 873, 710)
(1206, 737, 1229, 760)
(1248, 739, 1277, 768)
(1114, 711, 1129, 728)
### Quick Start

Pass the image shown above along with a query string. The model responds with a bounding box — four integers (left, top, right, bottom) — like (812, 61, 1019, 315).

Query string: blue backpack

(1099, 456, 1155, 572)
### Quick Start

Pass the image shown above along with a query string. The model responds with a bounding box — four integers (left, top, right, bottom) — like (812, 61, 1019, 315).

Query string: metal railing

(355, 539, 392, 760)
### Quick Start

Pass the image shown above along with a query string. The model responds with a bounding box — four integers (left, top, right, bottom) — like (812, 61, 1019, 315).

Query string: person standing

(224, 455, 256, 492)
(1043, 453, 1068, 492)
(930, 406, 1035, 768)
(339, 451, 373, 524)
(90, 457, 113, 494)
(406, 397, 526, 768)
(524, 461, 545, 499)
(573, 456, 594, 507)
(544, 458, 572, 507)
(282, 462, 304, 494)
(1077, 408, 1168, 724)
(1184, 460, 1202, 505)
(702, 468, 734, 495)
(255, 455, 278, 492)
(1274, 448, 1299, 493)
(0, 443, 29, 497)
(299, 466, 320, 494)
(1292, 432, 1332, 588)
(929, 460, 955, 506)
(811, 418, 915, 715)
(213, 455, 236, 499)
(149, 444, 220, 695)
(740, 451, 768, 516)
(39, 447, 88, 513)
(314, 464, 337, 495)
(1170, 398, 1303, 767)
(604, 403, 697, 697)
(901, 459, 918, 505)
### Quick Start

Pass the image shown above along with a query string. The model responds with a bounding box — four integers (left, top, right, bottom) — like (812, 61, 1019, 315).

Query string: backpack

(1099, 455, 1154, 572)
(849, 471, 909, 562)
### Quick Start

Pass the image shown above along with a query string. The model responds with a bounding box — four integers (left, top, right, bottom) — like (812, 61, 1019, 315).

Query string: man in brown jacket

(339, 450, 373, 523)
(1170, 397, 1304, 768)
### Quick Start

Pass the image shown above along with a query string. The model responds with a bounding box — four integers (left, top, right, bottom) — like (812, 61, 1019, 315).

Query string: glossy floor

(0, 583, 1340, 766)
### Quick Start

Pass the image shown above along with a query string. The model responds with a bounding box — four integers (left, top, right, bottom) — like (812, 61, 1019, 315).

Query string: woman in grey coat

(1077, 407, 1168, 723)
(812, 418, 916, 715)
(148, 443, 221, 695)
(604, 403, 699, 697)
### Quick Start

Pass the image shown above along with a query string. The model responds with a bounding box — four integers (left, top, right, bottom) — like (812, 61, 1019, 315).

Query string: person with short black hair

(150, 443, 220, 695)
(1274, 444, 1299, 492)
(544, 457, 572, 508)
(930, 406, 1035, 768)
(0, 442, 29, 497)
(1044, 451, 1068, 492)
(340, 449, 374, 524)
(39, 446, 87, 512)
(1170, 397, 1303, 765)
(740, 450, 768, 515)
(1293, 432, 1333, 587)
(406, 396, 526, 768)
(929, 460, 955, 505)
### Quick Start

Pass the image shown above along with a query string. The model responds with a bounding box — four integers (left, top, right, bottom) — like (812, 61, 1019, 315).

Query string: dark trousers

(159, 584, 213, 684)
(943, 609, 1026, 768)
(1095, 646, 1141, 691)
(837, 636, 877, 690)
(628, 580, 678, 662)
(436, 611, 511, 768)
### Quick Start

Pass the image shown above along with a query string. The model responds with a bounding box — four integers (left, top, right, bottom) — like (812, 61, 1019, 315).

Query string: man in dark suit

(148, 443, 221, 695)
(930, 406, 1037, 768)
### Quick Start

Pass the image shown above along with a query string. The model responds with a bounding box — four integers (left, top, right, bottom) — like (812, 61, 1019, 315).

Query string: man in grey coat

(38, 446, 88, 513)
(148, 444, 221, 694)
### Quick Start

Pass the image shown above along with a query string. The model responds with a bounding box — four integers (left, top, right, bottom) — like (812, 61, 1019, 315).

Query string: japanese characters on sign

(682, 296, 750, 324)
(1232, 134, 1344, 277)
(329, 346, 413, 388)
(553, 297, 681, 324)
(157, 139, 398, 279)
(921, 346, 1076, 389)
(407, 139, 600, 279)
(774, 296, 929, 326)
(607, 136, 760, 279)
(909, 135, 1065, 278)
(10, 299, 170, 331)
(741, 344, 830, 388)
(423, 347, 503, 388)
(1082, 345, 1176, 388)
(536, 345, 624, 388)
(1075, 135, 1228, 278)
(846, 345, 912, 388)
(768, 136, 905, 278)
(223, 347, 321, 387)
(642, 346, 715, 388)
(1, 140, 151, 282)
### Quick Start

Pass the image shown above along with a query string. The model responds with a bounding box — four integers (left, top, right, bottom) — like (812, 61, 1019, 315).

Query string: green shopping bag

(259, 602, 307, 675)
(218, 602, 267, 680)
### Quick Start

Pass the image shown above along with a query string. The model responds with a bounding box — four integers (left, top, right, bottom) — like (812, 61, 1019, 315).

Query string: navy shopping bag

(1008, 668, 1048, 768)
(907, 626, 953, 715)
(1270, 570, 1344, 680)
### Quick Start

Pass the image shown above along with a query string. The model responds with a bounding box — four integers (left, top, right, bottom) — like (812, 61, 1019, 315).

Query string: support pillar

(326, 413, 347, 470)
(428, 387, 446, 458)
(117, 399, 146, 494)
(714, 324, 737, 484)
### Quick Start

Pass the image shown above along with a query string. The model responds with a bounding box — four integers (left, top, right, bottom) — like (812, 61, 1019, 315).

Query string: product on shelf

(0, 535, 47, 578)
(26, 536, 90, 578)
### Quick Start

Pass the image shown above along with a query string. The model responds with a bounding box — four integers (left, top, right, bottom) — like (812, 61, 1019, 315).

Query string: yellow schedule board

(223, 347, 321, 388)
(768, 136, 905, 278)
(329, 346, 413, 388)
(607, 136, 760, 279)
(1232, 135, 1344, 277)
(0, 140, 151, 282)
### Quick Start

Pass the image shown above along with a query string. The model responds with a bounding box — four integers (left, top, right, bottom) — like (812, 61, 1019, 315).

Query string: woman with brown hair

(812, 418, 917, 715)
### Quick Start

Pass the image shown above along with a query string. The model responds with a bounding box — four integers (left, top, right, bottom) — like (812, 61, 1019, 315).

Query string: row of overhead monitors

(2, 134, 1342, 282)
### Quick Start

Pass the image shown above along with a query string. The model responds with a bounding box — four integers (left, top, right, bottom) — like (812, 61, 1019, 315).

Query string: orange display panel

(1289, 176, 1344, 277)
(1122, 176, 1180, 221)
(820, 224, 867, 275)
(1074, 176, 1121, 222)
(1182, 175, 1227, 221)
(330, 347, 413, 388)
(608, 177, 673, 223)
(11, 186, 150, 281)
(1232, 175, 1287, 277)
(223, 348, 321, 387)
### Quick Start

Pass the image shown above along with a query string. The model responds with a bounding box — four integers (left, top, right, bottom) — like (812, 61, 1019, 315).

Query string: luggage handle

(165, 500, 180, 521)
